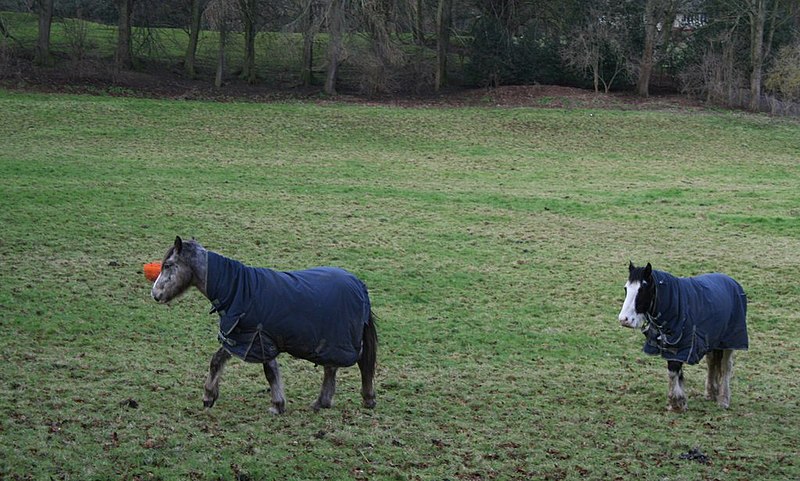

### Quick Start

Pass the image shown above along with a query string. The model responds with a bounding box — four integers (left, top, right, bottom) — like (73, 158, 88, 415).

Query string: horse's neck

(203, 251, 249, 310)
(652, 271, 678, 321)
(189, 245, 210, 299)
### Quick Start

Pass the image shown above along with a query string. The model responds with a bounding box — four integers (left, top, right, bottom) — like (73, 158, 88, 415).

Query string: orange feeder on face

(143, 262, 162, 282)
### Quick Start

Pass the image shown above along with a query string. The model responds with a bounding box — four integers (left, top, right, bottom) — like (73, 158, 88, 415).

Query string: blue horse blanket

(206, 251, 371, 366)
(643, 270, 748, 365)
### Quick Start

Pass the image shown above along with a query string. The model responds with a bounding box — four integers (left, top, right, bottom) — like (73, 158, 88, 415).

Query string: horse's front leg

(667, 360, 687, 412)
(263, 358, 286, 415)
(204, 347, 232, 408)
(312, 366, 337, 411)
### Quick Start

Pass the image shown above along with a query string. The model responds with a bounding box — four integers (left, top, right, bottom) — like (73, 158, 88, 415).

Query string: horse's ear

(174, 236, 183, 254)
(629, 261, 635, 272)
(644, 262, 652, 277)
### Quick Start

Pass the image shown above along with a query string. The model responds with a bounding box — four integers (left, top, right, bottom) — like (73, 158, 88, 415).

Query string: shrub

(765, 41, 800, 102)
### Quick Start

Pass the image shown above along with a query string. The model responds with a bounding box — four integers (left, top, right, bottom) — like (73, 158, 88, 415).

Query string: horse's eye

(162, 264, 170, 270)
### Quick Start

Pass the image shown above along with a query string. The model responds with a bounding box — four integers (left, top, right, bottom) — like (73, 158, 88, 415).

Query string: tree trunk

(749, 0, 767, 111)
(324, 0, 345, 95)
(793, 0, 800, 33)
(34, 0, 53, 66)
(435, 0, 452, 91)
(115, 0, 134, 71)
(637, 0, 658, 97)
(764, 0, 781, 65)
(723, 37, 736, 106)
(216, 23, 227, 88)
(240, 0, 257, 84)
(414, 0, 424, 45)
(301, 0, 317, 86)
(185, 0, 203, 78)
(663, 7, 678, 50)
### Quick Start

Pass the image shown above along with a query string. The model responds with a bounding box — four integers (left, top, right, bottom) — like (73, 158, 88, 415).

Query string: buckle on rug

(218, 331, 236, 346)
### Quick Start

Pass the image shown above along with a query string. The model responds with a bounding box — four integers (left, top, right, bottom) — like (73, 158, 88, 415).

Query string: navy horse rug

(644, 271, 748, 365)
(206, 251, 372, 366)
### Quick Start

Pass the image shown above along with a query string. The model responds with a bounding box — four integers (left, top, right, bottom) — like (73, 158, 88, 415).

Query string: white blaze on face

(151, 271, 166, 302)
(618, 280, 644, 328)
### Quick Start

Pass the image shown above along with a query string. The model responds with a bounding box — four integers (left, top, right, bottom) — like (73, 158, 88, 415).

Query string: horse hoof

(667, 402, 688, 413)
(311, 400, 332, 412)
(362, 399, 376, 409)
(203, 399, 216, 409)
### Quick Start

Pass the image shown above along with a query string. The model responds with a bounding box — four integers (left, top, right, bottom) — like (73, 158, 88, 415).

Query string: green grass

(1, 89, 799, 480)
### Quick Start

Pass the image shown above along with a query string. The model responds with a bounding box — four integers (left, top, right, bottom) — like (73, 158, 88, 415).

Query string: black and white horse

(151, 237, 378, 413)
(618, 262, 748, 412)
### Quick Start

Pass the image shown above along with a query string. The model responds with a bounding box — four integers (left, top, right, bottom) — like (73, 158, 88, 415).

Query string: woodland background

(1, 0, 800, 112)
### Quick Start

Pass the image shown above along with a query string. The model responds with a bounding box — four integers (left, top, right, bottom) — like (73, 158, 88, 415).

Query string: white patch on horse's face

(151, 269, 170, 303)
(618, 281, 645, 328)
(151, 271, 167, 303)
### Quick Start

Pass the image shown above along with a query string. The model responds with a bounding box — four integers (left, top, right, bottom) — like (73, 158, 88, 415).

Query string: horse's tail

(357, 310, 378, 408)
(360, 310, 378, 378)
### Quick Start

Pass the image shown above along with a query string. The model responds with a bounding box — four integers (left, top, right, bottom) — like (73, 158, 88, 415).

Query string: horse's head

(618, 261, 656, 329)
(151, 236, 203, 304)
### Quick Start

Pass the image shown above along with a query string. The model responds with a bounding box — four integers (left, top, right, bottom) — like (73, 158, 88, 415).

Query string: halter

(641, 271, 687, 353)
(639, 272, 659, 334)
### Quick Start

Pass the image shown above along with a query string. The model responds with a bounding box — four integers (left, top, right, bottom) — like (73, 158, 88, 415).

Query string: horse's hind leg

(204, 347, 232, 408)
(312, 366, 337, 411)
(717, 350, 735, 409)
(667, 360, 688, 412)
(263, 359, 286, 415)
(705, 350, 722, 401)
(358, 354, 376, 409)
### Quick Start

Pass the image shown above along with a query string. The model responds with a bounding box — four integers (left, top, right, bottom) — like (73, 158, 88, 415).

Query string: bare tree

(299, 0, 322, 86)
(116, 0, 135, 70)
(185, 0, 209, 78)
(324, 0, 346, 94)
(239, 0, 258, 83)
(562, 7, 633, 93)
(354, 0, 404, 94)
(637, 0, 680, 96)
(206, 0, 237, 87)
(748, 0, 787, 110)
(748, 0, 767, 110)
(435, 0, 451, 90)
(34, 0, 53, 66)
(679, 18, 746, 107)
(413, 0, 424, 45)
(710, 0, 788, 110)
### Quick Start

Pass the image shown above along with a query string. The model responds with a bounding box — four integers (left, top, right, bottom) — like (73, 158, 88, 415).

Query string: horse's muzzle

(151, 289, 167, 304)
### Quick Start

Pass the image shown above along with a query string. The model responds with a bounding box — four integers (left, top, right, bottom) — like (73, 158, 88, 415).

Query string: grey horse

(151, 237, 377, 414)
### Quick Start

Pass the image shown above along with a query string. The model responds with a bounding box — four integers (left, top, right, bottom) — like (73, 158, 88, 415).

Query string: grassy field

(1, 89, 799, 480)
